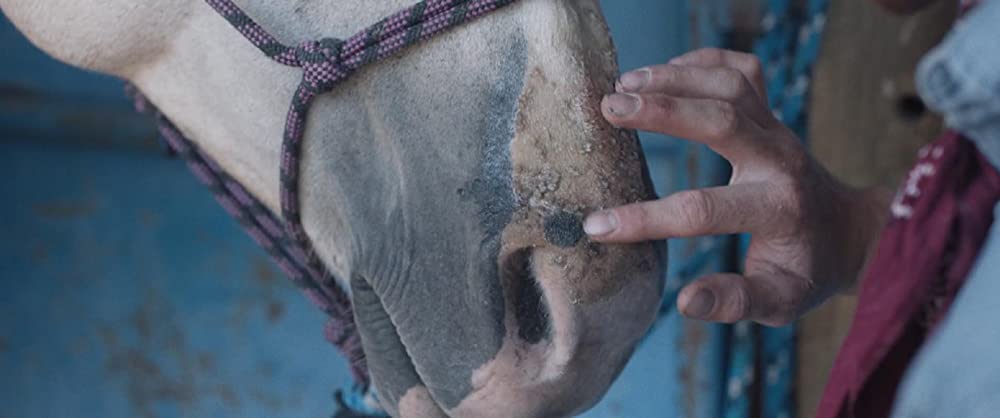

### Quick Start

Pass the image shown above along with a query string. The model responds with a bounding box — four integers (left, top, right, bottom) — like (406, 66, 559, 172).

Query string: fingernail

(604, 93, 640, 116)
(584, 211, 619, 236)
(618, 68, 651, 92)
(684, 289, 715, 318)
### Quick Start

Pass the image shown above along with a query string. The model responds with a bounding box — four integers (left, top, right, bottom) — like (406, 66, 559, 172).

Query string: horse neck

(130, 0, 412, 212)
(235, 0, 416, 42)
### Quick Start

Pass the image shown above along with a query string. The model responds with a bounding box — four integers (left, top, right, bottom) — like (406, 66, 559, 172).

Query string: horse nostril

(503, 249, 551, 344)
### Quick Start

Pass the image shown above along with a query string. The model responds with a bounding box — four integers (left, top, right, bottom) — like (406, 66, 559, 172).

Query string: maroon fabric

(960, 0, 982, 13)
(817, 132, 1000, 418)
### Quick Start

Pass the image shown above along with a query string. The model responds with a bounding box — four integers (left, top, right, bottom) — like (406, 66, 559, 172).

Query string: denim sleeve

(916, 0, 1000, 169)
(891, 202, 1000, 418)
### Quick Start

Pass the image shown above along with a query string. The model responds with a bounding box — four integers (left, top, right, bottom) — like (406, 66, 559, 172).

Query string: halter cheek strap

(131, 0, 521, 388)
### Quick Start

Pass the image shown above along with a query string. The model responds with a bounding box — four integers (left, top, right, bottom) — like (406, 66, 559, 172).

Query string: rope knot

(296, 37, 346, 93)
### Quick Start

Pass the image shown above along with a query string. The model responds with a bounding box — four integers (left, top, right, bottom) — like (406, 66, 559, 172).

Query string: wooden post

(799, 0, 956, 416)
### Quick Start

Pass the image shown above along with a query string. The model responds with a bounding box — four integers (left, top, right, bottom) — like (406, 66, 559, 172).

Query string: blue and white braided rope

(725, 2, 830, 418)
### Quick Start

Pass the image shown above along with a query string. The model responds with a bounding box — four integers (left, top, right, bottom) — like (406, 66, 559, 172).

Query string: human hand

(586, 48, 892, 326)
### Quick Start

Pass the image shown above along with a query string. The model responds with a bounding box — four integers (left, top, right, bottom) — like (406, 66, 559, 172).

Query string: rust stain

(253, 257, 278, 285)
(107, 349, 195, 397)
(101, 329, 197, 418)
(198, 352, 217, 371)
(54, 108, 134, 138)
(266, 301, 285, 323)
(131, 305, 153, 340)
(32, 198, 99, 220)
(97, 289, 245, 417)
(678, 318, 708, 418)
(216, 384, 240, 409)
(251, 389, 284, 411)
(0, 82, 45, 105)
(252, 257, 288, 326)
(138, 209, 160, 228)
(229, 299, 254, 329)
(99, 293, 200, 418)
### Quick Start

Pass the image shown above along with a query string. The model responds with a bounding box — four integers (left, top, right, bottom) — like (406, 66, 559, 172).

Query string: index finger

(584, 183, 776, 243)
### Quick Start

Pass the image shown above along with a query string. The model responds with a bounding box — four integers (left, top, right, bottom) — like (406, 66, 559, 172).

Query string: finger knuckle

(724, 283, 753, 322)
(707, 100, 741, 141)
(675, 190, 715, 231)
(657, 64, 681, 85)
(716, 68, 748, 99)
(648, 95, 676, 117)
(618, 204, 649, 237)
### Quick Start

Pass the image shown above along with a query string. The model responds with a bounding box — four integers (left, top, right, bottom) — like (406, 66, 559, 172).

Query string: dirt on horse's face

(0, 0, 666, 416)
(342, 4, 666, 416)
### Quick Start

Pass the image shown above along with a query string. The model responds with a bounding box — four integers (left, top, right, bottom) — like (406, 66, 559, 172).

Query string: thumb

(677, 273, 801, 327)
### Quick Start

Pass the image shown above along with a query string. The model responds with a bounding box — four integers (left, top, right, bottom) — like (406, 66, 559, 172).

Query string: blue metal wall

(0, 2, 734, 417)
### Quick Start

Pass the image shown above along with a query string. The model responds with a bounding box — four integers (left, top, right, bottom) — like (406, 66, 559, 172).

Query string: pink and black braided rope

(205, 0, 519, 250)
(129, 0, 520, 388)
(125, 86, 367, 384)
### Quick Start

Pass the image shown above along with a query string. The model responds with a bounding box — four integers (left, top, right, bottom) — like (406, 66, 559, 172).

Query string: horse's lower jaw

(398, 386, 448, 418)
(384, 239, 664, 418)
(394, 296, 583, 418)
(397, 345, 624, 418)
(447, 345, 593, 418)
(444, 277, 661, 418)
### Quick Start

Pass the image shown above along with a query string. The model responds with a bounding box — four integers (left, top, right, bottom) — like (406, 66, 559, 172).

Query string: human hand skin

(585, 48, 894, 327)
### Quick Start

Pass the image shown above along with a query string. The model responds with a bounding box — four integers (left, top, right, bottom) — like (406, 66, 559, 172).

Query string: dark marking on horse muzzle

(543, 211, 585, 248)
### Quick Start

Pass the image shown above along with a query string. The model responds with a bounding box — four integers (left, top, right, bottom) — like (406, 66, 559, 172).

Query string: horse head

(1, 0, 666, 416)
